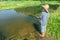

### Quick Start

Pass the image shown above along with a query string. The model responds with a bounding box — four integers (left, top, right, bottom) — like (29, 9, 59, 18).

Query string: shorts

(40, 25, 46, 32)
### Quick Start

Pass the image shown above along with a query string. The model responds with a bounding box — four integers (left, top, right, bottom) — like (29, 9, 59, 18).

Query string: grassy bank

(0, 1, 60, 10)
(0, 1, 41, 10)
(47, 7, 60, 40)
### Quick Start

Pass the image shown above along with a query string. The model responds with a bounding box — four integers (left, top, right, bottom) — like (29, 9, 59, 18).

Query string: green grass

(47, 7, 60, 40)
(0, 1, 60, 10)
(0, 1, 41, 10)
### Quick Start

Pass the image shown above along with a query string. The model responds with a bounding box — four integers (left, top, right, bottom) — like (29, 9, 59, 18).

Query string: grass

(47, 7, 60, 40)
(0, 1, 41, 10)
(0, 1, 60, 10)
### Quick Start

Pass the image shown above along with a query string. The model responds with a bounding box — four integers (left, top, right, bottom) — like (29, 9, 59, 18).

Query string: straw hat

(42, 4, 49, 10)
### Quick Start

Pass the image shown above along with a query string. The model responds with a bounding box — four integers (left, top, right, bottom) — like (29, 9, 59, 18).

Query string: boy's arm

(40, 12, 43, 19)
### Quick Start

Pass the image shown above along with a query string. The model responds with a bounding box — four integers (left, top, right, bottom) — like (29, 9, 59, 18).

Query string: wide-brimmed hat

(42, 4, 49, 9)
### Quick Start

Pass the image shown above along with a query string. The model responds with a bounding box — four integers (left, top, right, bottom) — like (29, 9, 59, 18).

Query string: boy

(40, 4, 50, 38)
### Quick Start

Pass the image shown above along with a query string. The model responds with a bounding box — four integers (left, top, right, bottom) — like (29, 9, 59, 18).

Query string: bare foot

(40, 34, 45, 38)
(41, 35, 45, 38)
(40, 32, 46, 37)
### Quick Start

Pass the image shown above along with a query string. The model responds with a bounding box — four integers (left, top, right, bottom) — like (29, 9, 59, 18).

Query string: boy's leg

(40, 32, 46, 37)
(40, 25, 46, 37)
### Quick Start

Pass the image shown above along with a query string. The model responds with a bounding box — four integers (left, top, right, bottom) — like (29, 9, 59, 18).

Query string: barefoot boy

(40, 4, 50, 37)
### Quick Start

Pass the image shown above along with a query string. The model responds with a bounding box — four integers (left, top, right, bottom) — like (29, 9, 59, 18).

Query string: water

(0, 9, 39, 40)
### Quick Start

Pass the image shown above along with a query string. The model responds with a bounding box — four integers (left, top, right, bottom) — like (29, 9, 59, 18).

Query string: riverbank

(0, 1, 60, 10)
